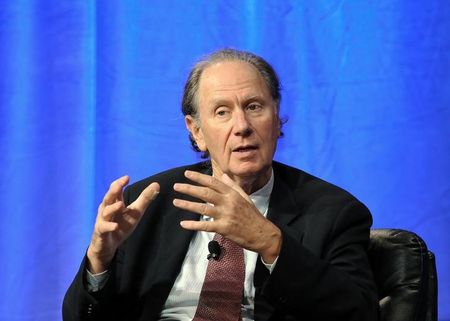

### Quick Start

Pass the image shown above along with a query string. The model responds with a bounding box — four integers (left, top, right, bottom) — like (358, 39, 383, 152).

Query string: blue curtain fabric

(0, 1, 449, 320)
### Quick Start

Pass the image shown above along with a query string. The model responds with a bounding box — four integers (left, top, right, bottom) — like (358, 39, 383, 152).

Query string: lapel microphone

(207, 240, 221, 260)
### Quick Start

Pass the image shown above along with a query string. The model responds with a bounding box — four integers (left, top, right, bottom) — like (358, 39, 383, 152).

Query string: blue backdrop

(0, 1, 449, 320)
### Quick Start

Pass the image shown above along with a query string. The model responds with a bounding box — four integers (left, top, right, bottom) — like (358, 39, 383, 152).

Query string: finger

(96, 220, 119, 234)
(118, 207, 142, 227)
(220, 173, 252, 203)
(173, 183, 220, 204)
(103, 176, 130, 205)
(128, 182, 160, 213)
(184, 170, 229, 193)
(180, 220, 215, 232)
(102, 201, 126, 221)
(173, 198, 217, 217)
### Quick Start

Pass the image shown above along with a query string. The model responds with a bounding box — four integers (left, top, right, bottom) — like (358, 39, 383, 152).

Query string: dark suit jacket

(63, 161, 379, 321)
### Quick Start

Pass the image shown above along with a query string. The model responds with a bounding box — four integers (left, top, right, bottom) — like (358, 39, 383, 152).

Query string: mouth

(232, 145, 258, 153)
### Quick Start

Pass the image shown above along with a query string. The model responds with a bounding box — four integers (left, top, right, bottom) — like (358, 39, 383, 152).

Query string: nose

(233, 110, 252, 137)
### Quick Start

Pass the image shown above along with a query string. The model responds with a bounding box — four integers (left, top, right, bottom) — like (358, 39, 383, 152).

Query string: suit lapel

(140, 207, 198, 316)
(266, 167, 301, 227)
(143, 163, 212, 305)
(254, 164, 304, 320)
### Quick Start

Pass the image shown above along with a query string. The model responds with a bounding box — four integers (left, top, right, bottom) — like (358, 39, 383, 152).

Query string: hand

(87, 176, 160, 273)
(173, 170, 281, 263)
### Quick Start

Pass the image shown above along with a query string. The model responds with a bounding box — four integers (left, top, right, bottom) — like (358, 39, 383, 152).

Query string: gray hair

(181, 48, 283, 157)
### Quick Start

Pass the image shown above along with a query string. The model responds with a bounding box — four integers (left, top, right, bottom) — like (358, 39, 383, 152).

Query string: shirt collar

(249, 169, 274, 217)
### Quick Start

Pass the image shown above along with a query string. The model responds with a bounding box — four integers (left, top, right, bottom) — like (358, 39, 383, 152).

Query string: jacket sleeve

(62, 187, 133, 321)
(256, 200, 380, 321)
(62, 251, 125, 321)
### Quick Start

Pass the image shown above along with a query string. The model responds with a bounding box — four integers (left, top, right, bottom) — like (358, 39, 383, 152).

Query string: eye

(215, 107, 229, 117)
(246, 103, 263, 112)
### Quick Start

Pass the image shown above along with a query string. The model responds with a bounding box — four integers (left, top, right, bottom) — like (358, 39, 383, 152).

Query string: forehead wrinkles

(197, 61, 270, 107)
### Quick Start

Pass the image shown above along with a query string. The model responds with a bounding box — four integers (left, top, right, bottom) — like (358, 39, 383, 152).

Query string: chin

(229, 162, 271, 178)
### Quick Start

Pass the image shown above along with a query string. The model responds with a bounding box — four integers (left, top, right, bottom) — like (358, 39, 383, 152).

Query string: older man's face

(186, 60, 280, 186)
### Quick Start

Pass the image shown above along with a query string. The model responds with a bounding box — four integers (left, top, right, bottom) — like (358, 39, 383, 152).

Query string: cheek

(202, 129, 227, 156)
(260, 121, 279, 151)
(204, 124, 232, 149)
(262, 119, 279, 137)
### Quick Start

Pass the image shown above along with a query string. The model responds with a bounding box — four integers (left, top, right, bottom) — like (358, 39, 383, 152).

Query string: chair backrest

(368, 229, 437, 321)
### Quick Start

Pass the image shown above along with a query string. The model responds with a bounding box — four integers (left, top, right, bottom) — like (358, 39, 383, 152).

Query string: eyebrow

(242, 95, 266, 104)
(209, 95, 267, 107)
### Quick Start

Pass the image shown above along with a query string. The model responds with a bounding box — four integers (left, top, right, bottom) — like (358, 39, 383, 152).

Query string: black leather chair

(368, 229, 438, 321)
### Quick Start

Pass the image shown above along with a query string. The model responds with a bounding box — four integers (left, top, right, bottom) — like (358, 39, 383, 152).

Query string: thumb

(128, 182, 160, 213)
(220, 174, 252, 203)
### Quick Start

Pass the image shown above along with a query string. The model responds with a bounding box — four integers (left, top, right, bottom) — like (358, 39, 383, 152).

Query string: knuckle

(222, 220, 232, 230)
(102, 204, 111, 215)
(222, 218, 238, 231)
(201, 203, 208, 216)
(95, 222, 105, 234)
(203, 223, 211, 232)
(204, 188, 212, 199)
(103, 204, 119, 219)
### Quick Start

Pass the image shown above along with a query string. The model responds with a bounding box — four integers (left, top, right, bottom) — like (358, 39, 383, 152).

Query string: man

(63, 49, 379, 321)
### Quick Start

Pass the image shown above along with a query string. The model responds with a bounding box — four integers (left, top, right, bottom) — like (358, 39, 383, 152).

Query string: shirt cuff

(260, 256, 279, 274)
(85, 269, 110, 292)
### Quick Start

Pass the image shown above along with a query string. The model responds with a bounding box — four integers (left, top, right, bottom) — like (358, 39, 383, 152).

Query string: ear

(277, 118, 282, 137)
(185, 115, 207, 151)
(275, 113, 282, 138)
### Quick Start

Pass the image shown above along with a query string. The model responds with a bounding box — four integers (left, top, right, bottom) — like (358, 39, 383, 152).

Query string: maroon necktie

(193, 233, 245, 321)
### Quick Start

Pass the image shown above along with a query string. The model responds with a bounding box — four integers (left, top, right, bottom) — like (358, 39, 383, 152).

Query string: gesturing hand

(173, 170, 281, 263)
(87, 176, 160, 273)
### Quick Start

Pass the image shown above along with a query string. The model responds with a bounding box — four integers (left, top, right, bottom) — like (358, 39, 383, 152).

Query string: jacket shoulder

(272, 161, 359, 203)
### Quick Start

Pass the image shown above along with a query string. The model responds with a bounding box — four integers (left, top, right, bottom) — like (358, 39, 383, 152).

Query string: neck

(211, 162, 272, 195)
